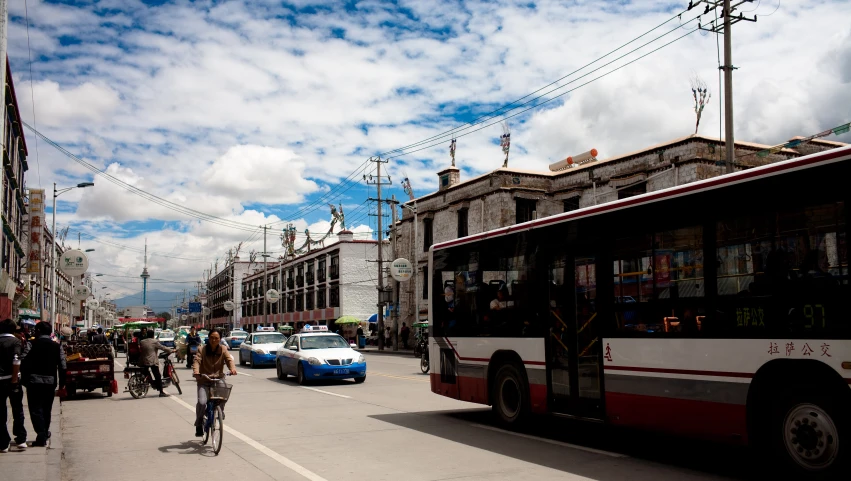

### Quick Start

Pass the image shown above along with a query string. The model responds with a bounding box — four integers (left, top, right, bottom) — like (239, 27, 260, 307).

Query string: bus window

(613, 234, 656, 332)
(716, 202, 848, 336)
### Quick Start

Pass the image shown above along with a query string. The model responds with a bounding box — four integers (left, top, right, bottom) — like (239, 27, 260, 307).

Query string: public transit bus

(428, 145, 851, 477)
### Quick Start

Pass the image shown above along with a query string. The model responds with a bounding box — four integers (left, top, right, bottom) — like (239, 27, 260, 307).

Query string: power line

(379, 6, 696, 159)
(23, 0, 42, 188)
(389, 25, 702, 161)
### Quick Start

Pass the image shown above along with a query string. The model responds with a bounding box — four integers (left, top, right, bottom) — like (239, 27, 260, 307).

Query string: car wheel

(491, 363, 530, 426)
(276, 360, 286, 380)
(354, 375, 366, 384)
(239, 351, 246, 366)
(297, 363, 307, 385)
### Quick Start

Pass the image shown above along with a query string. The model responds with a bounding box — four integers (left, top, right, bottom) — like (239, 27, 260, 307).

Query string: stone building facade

(393, 134, 846, 332)
(237, 231, 389, 332)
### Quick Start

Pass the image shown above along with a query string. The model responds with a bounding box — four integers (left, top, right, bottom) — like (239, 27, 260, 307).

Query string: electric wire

(23, 0, 42, 187)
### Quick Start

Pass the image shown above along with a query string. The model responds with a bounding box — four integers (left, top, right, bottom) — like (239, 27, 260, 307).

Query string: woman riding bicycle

(191, 329, 236, 437)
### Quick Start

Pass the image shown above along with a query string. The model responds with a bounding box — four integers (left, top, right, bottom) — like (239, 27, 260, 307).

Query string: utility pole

(391, 195, 399, 351)
(365, 157, 391, 350)
(263, 225, 268, 327)
(696, 0, 756, 173)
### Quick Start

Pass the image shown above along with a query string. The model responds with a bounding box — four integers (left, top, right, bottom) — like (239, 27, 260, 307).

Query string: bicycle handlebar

(199, 373, 231, 381)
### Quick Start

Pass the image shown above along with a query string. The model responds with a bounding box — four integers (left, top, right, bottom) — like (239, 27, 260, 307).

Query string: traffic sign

(189, 302, 202, 313)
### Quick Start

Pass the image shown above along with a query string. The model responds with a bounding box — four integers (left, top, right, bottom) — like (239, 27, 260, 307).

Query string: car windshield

(158, 331, 174, 338)
(300, 335, 349, 350)
(253, 333, 285, 344)
(231, 332, 248, 338)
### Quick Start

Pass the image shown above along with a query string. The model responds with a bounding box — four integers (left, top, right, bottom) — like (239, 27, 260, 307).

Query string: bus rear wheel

(771, 390, 848, 479)
(491, 363, 529, 426)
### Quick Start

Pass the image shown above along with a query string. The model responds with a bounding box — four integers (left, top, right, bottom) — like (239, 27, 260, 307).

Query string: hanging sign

(202, 307, 211, 316)
(223, 301, 235, 312)
(266, 289, 280, 303)
(181, 314, 188, 321)
(59, 249, 89, 277)
(390, 258, 413, 282)
(97, 306, 106, 314)
(73, 285, 91, 301)
(87, 299, 99, 309)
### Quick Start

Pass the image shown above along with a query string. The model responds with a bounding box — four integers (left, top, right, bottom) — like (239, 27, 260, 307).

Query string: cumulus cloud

(202, 145, 320, 205)
(25, 80, 120, 127)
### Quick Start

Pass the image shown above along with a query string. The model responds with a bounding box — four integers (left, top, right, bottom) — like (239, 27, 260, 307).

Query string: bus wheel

(492, 363, 529, 426)
(773, 390, 847, 478)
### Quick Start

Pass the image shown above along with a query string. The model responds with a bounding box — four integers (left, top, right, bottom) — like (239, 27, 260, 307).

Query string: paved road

(59, 353, 752, 481)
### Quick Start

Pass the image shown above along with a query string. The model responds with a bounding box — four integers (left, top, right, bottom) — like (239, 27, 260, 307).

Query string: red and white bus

(428, 144, 851, 477)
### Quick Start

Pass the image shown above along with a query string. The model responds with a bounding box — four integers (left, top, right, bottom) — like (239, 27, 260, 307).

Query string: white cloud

(26, 80, 120, 127)
(202, 145, 320, 205)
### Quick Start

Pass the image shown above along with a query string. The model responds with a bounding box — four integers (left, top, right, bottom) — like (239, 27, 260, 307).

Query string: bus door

(547, 253, 604, 419)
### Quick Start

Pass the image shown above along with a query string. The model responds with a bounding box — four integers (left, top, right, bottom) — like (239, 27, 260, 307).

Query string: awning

(367, 313, 378, 323)
(18, 308, 41, 319)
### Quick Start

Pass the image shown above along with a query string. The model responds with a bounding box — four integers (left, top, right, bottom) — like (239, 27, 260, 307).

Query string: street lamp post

(51, 182, 94, 329)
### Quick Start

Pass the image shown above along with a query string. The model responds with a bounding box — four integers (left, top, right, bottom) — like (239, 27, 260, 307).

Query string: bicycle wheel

(170, 369, 182, 395)
(202, 403, 212, 445)
(212, 405, 224, 455)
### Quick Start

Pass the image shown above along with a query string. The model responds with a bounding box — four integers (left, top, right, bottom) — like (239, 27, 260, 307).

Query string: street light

(51, 181, 94, 329)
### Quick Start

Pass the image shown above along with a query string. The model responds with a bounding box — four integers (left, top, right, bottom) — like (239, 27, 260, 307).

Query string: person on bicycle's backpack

(192, 329, 236, 437)
(140, 330, 173, 397)
(20, 322, 66, 448)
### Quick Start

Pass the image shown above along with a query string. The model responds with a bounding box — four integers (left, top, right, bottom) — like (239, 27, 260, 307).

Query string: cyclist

(192, 329, 236, 437)
(140, 330, 173, 397)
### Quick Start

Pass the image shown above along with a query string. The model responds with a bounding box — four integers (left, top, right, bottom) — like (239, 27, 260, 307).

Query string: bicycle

(127, 352, 182, 398)
(199, 373, 232, 455)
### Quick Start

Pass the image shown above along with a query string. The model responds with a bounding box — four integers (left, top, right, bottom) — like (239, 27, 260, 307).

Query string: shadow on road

(158, 440, 216, 457)
(369, 410, 757, 480)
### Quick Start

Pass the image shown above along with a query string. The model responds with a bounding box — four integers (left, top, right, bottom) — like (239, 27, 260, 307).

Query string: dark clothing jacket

(0, 333, 23, 381)
(91, 334, 108, 345)
(20, 336, 66, 388)
(185, 334, 202, 347)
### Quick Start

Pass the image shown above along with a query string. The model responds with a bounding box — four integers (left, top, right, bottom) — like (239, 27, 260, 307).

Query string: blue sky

(7, 0, 850, 298)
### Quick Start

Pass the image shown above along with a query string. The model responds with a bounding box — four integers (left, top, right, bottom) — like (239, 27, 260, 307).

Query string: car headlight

(307, 357, 322, 365)
(356, 354, 365, 363)
(255, 348, 267, 355)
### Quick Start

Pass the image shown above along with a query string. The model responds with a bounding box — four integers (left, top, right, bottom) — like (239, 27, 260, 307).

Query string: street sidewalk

(0, 390, 63, 481)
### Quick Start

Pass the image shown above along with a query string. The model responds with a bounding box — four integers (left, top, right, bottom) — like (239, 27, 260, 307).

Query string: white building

(207, 258, 254, 330)
(239, 230, 389, 331)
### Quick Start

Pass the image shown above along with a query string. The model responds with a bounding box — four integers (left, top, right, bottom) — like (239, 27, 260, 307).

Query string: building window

(317, 288, 327, 309)
(330, 257, 339, 279)
(296, 292, 304, 311)
(563, 198, 580, 212)
(516, 199, 536, 224)
(457, 208, 468, 238)
(287, 270, 294, 289)
(422, 269, 429, 300)
(297, 264, 304, 287)
(287, 294, 295, 312)
(618, 181, 647, 200)
(329, 285, 340, 307)
(306, 290, 315, 310)
(307, 262, 315, 284)
(318, 259, 326, 282)
(423, 219, 433, 252)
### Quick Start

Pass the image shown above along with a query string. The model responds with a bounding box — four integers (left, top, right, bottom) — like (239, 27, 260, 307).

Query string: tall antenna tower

(140, 238, 150, 305)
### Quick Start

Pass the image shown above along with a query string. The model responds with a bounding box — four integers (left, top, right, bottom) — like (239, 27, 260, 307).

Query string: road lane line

(300, 387, 351, 398)
(470, 424, 627, 458)
(169, 395, 329, 481)
(114, 360, 125, 369)
(235, 370, 253, 376)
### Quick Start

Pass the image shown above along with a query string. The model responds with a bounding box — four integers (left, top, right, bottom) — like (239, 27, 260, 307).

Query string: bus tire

(491, 363, 529, 426)
(769, 388, 848, 479)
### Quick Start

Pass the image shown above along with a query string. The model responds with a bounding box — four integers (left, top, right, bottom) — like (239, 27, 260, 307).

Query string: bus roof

(432, 144, 851, 252)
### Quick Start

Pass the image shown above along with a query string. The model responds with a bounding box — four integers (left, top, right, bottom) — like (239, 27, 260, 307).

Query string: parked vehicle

(239, 329, 287, 368)
(156, 330, 176, 348)
(125, 352, 182, 398)
(63, 341, 117, 398)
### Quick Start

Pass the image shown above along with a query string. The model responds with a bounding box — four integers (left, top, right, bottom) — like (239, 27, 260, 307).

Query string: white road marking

(169, 395, 329, 481)
(114, 360, 125, 369)
(300, 387, 351, 399)
(470, 423, 627, 458)
(235, 370, 253, 377)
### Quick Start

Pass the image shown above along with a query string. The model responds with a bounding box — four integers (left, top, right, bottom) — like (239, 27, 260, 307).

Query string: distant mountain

(112, 290, 185, 312)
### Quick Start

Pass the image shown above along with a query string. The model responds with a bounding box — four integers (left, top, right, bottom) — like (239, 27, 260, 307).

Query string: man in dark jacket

(20, 322, 66, 447)
(0, 318, 27, 452)
(91, 327, 108, 345)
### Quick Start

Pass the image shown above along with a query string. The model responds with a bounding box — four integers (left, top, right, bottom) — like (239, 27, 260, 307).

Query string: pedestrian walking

(0, 318, 27, 452)
(400, 323, 410, 349)
(20, 321, 66, 448)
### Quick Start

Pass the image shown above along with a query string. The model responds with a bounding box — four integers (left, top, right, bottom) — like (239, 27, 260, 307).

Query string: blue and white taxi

(275, 326, 366, 384)
(238, 327, 288, 368)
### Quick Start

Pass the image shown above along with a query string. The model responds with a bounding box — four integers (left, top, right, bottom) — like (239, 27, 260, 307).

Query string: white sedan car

(275, 329, 366, 384)
(238, 331, 287, 368)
